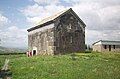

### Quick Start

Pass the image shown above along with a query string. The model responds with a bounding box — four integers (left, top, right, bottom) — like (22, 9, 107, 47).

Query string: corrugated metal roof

(93, 40, 120, 45)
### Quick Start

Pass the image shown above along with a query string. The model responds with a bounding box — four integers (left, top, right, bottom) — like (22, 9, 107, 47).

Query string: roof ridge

(27, 8, 86, 32)
(101, 40, 120, 42)
(36, 8, 71, 25)
(93, 40, 120, 45)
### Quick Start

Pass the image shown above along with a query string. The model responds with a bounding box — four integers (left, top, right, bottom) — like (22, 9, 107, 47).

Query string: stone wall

(93, 44, 120, 52)
(93, 45, 102, 52)
(28, 12, 85, 55)
(28, 24, 55, 55)
(54, 12, 85, 54)
(101, 45, 120, 52)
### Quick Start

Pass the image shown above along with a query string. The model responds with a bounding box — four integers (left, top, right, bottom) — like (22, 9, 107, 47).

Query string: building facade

(27, 8, 86, 55)
(93, 40, 120, 52)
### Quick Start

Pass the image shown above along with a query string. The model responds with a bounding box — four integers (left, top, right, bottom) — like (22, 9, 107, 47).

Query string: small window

(70, 36, 72, 43)
(104, 45, 107, 49)
(68, 23, 72, 29)
(113, 45, 115, 49)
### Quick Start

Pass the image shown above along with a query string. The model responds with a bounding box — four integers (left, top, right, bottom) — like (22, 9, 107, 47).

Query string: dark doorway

(33, 50, 36, 55)
(109, 45, 111, 51)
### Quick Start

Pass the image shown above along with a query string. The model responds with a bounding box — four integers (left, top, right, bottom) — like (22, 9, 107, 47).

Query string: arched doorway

(32, 47, 37, 56)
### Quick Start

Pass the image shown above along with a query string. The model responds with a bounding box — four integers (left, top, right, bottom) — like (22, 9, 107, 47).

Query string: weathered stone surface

(28, 25, 55, 55)
(27, 8, 86, 55)
(54, 13, 85, 54)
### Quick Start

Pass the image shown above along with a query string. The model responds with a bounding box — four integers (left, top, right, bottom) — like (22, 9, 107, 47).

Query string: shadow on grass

(85, 51, 92, 53)
(0, 69, 12, 79)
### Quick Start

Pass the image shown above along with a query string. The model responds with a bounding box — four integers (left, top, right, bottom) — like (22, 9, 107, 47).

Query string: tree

(85, 44, 87, 50)
(88, 45, 93, 51)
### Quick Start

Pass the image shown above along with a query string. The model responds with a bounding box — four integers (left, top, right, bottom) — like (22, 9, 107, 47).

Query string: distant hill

(0, 46, 27, 53)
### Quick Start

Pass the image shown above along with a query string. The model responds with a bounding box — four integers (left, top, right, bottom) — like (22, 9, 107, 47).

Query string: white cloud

(0, 26, 27, 48)
(0, 13, 8, 28)
(20, 4, 45, 17)
(102, 30, 120, 40)
(0, 14, 8, 22)
(20, 3, 66, 25)
(62, 0, 120, 7)
(72, 2, 102, 30)
(98, 5, 120, 30)
(20, 0, 120, 45)
(71, 1, 120, 44)
(85, 29, 102, 44)
(33, 0, 60, 5)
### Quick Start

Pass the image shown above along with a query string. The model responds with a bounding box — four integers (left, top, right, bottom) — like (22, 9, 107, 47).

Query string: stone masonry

(27, 8, 86, 55)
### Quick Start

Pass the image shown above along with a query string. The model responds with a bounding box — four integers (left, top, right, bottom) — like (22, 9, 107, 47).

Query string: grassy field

(0, 52, 120, 79)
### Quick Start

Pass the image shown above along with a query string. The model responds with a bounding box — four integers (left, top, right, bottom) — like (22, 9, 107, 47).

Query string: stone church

(27, 8, 86, 55)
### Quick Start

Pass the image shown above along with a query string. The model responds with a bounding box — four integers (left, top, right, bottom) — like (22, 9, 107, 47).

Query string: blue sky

(0, 0, 33, 28)
(0, 0, 120, 48)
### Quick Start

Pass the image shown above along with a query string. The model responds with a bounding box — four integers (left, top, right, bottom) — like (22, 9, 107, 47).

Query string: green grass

(0, 52, 120, 79)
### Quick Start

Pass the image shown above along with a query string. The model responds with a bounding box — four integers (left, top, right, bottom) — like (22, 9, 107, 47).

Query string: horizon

(0, 0, 120, 48)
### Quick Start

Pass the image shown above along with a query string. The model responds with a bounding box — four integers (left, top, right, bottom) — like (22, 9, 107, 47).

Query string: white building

(92, 40, 120, 52)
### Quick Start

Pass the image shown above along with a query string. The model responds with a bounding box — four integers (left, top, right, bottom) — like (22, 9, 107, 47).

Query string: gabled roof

(27, 8, 86, 32)
(93, 40, 120, 45)
(38, 8, 70, 25)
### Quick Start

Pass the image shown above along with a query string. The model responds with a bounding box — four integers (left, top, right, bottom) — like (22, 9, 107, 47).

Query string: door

(33, 47, 37, 55)
(33, 50, 36, 55)
(109, 45, 111, 51)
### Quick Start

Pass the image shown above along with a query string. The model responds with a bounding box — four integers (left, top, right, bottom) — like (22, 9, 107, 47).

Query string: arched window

(67, 23, 72, 30)
(32, 47, 37, 55)
(70, 36, 72, 43)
